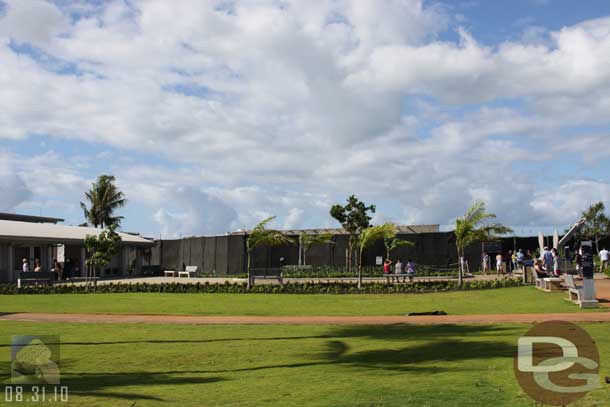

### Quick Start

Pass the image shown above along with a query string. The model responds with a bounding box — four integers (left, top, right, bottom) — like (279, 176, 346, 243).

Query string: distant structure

(231, 225, 440, 236)
(0, 213, 64, 224)
(0, 213, 152, 282)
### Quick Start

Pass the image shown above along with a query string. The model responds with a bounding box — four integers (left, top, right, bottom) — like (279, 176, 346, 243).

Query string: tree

(84, 225, 122, 287)
(357, 223, 397, 288)
(330, 195, 376, 273)
(299, 233, 334, 266)
(246, 217, 294, 288)
(454, 202, 512, 286)
(81, 175, 127, 228)
(580, 202, 610, 254)
(384, 237, 414, 260)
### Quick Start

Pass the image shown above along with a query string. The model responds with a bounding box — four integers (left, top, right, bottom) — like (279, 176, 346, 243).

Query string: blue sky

(1, 0, 610, 237)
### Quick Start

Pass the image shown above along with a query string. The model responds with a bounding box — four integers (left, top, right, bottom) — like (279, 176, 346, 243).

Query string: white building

(0, 213, 154, 282)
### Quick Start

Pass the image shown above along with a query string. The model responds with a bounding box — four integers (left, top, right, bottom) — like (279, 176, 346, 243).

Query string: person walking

(394, 259, 404, 283)
(383, 259, 392, 283)
(406, 259, 416, 283)
(516, 249, 525, 272)
(542, 246, 553, 273)
(482, 252, 490, 274)
(496, 253, 503, 275)
(600, 247, 609, 273)
(551, 248, 561, 277)
(52, 258, 63, 281)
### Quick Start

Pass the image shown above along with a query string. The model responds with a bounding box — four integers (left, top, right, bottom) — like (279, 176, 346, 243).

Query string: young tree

(357, 223, 397, 288)
(299, 233, 334, 266)
(454, 202, 512, 286)
(81, 175, 127, 228)
(330, 195, 376, 273)
(246, 217, 293, 288)
(580, 202, 610, 254)
(384, 237, 414, 260)
(84, 225, 122, 287)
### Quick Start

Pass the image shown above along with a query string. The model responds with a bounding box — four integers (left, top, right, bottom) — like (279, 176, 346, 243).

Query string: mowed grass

(0, 321, 609, 406)
(0, 287, 600, 316)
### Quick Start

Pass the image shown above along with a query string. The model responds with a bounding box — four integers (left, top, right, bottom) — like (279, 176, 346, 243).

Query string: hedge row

(281, 265, 461, 279)
(0, 278, 523, 295)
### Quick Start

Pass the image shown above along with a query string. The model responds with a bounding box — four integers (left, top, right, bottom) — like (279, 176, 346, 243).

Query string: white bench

(163, 270, 176, 277)
(564, 274, 583, 303)
(178, 266, 198, 278)
(532, 268, 562, 292)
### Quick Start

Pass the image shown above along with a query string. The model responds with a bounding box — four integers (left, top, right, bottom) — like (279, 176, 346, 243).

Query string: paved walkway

(1, 312, 609, 325)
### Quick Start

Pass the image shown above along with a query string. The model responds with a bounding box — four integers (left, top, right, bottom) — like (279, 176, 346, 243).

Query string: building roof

(231, 224, 440, 236)
(0, 220, 153, 246)
(0, 213, 64, 224)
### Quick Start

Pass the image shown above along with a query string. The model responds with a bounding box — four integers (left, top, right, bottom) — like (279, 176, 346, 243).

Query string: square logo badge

(10, 335, 61, 385)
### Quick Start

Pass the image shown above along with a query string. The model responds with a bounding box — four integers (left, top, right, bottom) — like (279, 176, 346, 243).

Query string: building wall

(146, 232, 580, 275)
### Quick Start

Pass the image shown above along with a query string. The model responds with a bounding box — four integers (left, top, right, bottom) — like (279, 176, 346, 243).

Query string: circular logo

(514, 321, 600, 406)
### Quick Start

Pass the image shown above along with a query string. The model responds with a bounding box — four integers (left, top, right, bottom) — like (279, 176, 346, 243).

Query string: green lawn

(0, 287, 600, 316)
(0, 321, 608, 406)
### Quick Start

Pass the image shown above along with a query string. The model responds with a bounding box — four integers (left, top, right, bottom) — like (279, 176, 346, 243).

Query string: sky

(1, 0, 610, 238)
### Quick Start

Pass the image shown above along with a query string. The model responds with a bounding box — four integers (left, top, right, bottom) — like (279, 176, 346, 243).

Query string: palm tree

(454, 202, 513, 285)
(246, 217, 294, 288)
(384, 237, 414, 260)
(299, 233, 334, 265)
(357, 223, 397, 288)
(80, 175, 127, 228)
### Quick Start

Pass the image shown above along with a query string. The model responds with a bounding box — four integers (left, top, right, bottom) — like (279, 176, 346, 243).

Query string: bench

(532, 268, 563, 292)
(17, 272, 55, 288)
(251, 268, 283, 284)
(178, 266, 198, 278)
(163, 270, 176, 277)
(564, 274, 583, 303)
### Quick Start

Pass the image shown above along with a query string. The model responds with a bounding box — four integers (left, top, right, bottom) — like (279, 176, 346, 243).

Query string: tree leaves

(330, 195, 376, 234)
(80, 175, 127, 228)
(84, 225, 122, 269)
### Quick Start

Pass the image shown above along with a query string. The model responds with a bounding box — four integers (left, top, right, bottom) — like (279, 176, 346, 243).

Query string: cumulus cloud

(0, 1, 609, 234)
(152, 187, 238, 238)
(0, 152, 32, 212)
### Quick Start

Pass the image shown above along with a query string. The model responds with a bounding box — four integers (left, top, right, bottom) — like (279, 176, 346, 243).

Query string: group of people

(21, 258, 66, 280)
(382, 258, 417, 282)
(482, 247, 564, 277)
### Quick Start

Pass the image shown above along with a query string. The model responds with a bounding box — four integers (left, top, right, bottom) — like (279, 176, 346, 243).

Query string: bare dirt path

(1, 312, 610, 325)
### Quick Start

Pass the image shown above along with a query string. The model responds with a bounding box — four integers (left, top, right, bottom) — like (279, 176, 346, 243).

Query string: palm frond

(247, 217, 294, 251)
(359, 223, 397, 252)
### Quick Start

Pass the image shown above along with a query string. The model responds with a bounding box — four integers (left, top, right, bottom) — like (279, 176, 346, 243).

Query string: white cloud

(0, 1, 609, 234)
(0, 151, 32, 211)
(0, 0, 68, 46)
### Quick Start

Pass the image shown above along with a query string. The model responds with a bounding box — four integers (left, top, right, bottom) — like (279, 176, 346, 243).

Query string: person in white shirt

(600, 248, 609, 273)
(22, 258, 29, 273)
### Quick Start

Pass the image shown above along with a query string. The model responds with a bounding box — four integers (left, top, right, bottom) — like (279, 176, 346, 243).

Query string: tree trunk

(457, 247, 463, 286)
(247, 251, 252, 289)
(298, 235, 302, 266)
(358, 248, 362, 289)
(595, 236, 600, 255)
(347, 235, 353, 274)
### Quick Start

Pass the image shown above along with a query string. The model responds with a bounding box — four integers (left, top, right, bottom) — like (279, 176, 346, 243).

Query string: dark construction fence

(141, 232, 557, 275)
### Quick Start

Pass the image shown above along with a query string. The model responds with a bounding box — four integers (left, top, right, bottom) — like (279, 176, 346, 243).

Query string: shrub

(0, 278, 523, 295)
(280, 265, 461, 278)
